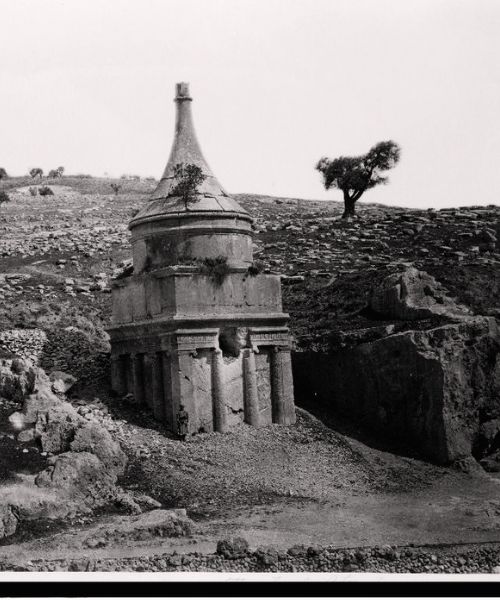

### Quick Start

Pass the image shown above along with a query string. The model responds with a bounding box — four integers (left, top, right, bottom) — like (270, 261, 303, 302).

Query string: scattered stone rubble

(8, 541, 500, 574)
(0, 329, 47, 363)
(82, 509, 194, 549)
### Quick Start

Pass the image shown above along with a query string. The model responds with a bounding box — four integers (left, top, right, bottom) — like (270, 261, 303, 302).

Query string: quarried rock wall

(294, 317, 500, 465)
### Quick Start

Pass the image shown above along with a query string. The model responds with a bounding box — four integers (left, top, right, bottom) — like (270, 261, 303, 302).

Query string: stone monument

(108, 82, 296, 435)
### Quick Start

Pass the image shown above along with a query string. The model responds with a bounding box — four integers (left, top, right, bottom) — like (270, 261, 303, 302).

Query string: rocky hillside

(1, 178, 498, 357)
(0, 178, 498, 395)
(1, 177, 500, 571)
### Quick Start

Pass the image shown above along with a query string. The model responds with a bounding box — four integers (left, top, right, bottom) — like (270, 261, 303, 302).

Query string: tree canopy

(48, 166, 64, 178)
(29, 168, 44, 178)
(316, 140, 401, 218)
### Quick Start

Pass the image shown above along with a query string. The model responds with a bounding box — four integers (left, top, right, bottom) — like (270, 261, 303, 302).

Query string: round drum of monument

(129, 82, 254, 273)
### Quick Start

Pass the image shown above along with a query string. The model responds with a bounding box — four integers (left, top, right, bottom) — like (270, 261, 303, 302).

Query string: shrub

(48, 168, 63, 178)
(248, 260, 265, 276)
(111, 183, 121, 195)
(197, 256, 230, 286)
(0, 168, 8, 180)
(38, 186, 54, 196)
(0, 191, 10, 205)
(28, 186, 38, 196)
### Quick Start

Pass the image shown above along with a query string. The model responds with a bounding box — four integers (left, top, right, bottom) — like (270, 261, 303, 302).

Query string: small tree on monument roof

(316, 140, 401, 219)
(170, 162, 206, 210)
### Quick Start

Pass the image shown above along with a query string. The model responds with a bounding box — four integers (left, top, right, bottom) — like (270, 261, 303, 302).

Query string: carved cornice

(248, 326, 291, 350)
(130, 211, 253, 230)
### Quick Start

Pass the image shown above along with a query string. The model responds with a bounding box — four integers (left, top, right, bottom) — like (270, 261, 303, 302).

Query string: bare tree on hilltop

(316, 140, 401, 219)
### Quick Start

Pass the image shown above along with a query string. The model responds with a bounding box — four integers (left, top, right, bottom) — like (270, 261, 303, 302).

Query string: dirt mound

(118, 408, 444, 513)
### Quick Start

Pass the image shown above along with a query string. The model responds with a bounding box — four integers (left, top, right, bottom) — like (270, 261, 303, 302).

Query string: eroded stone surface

(370, 267, 470, 321)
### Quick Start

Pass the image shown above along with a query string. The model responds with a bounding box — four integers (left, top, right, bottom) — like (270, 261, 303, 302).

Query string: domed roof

(130, 83, 251, 229)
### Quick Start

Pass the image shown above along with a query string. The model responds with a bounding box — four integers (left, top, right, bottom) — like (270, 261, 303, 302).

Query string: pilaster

(149, 351, 165, 422)
(110, 354, 126, 396)
(212, 349, 228, 433)
(132, 353, 145, 406)
(270, 346, 296, 425)
(243, 348, 260, 427)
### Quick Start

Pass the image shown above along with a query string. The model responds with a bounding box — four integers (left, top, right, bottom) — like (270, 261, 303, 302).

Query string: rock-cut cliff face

(293, 269, 500, 466)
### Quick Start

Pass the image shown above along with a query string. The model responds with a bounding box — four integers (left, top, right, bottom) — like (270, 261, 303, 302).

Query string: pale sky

(1, 0, 499, 208)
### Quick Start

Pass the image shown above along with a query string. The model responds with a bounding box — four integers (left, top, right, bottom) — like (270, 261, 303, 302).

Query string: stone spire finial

(175, 82, 192, 101)
(148, 81, 224, 200)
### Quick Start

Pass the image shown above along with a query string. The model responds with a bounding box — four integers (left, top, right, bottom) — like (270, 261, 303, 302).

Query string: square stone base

(109, 325, 296, 435)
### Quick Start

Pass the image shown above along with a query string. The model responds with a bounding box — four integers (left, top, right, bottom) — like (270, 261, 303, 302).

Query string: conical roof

(130, 82, 250, 228)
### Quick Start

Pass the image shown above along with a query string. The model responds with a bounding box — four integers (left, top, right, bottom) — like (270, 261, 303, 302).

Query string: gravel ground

(112, 407, 444, 512)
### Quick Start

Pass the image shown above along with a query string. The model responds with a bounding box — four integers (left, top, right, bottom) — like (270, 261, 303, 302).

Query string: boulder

(0, 359, 37, 403)
(216, 536, 250, 559)
(90, 509, 194, 543)
(35, 451, 118, 507)
(34, 401, 84, 453)
(17, 428, 35, 443)
(49, 371, 77, 394)
(370, 267, 470, 321)
(480, 451, 500, 473)
(0, 477, 92, 531)
(131, 493, 162, 511)
(70, 422, 127, 477)
(255, 546, 280, 566)
(475, 418, 500, 457)
(0, 504, 18, 539)
(8, 372, 84, 452)
(10, 386, 59, 430)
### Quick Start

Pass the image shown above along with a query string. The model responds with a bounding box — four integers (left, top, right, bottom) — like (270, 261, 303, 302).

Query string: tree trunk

(342, 192, 356, 219)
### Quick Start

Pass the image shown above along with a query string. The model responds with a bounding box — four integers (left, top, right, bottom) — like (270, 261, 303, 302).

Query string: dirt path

(206, 483, 500, 550)
(2, 473, 500, 568)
